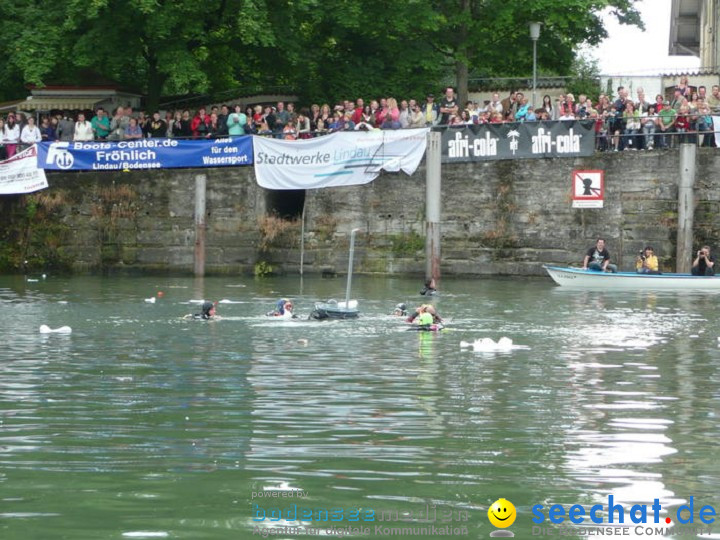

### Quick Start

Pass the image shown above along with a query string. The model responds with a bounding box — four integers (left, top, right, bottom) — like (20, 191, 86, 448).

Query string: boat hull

(310, 301, 359, 320)
(544, 265, 720, 290)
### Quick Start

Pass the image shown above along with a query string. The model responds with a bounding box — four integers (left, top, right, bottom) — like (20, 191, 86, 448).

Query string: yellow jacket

(636, 254, 659, 272)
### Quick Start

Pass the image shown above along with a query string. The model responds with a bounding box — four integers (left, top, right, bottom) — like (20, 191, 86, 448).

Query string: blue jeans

(589, 262, 618, 273)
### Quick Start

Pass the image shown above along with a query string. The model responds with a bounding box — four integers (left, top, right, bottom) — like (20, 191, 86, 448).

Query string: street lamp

(529, 22, 542, 108)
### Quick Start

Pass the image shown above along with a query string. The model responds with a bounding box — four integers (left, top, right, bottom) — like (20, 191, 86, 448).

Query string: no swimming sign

(572, 169, 604, 208)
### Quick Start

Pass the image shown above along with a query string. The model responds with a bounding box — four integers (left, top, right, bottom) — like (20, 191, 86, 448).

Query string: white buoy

(144, 297, 156, 303)
(39, 325, 72, 334)
(461, 337, 515, 352)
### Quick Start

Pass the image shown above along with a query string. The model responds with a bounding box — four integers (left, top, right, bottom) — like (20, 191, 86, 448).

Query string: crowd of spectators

(0, 76, 718, 159)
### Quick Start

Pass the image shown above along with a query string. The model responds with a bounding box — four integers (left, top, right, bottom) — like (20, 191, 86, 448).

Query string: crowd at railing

(1, 74, 719, 159)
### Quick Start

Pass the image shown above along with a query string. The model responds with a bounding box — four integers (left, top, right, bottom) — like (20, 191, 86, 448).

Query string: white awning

(15, 97, 102, 111)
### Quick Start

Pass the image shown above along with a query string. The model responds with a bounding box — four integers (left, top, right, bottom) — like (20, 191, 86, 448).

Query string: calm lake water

(2, 274, 720, 539)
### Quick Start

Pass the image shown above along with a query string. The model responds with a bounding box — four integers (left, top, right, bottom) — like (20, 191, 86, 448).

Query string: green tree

(566, 55, 602, 100)
(424, 0, 643, 105)
(0, 0, 643, 109)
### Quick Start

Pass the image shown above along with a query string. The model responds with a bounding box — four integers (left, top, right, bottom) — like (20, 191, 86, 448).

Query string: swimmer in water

(184, 301, 217, 320)
(416, 308, 434, 326)
(406, 304, 443, 324)
(392, 303, 408, 316)
(267, 299, 296, 318)
(420, 278, 437, 296)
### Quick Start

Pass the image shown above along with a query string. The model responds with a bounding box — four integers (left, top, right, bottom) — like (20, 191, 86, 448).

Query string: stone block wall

(6, 147, 716, 276)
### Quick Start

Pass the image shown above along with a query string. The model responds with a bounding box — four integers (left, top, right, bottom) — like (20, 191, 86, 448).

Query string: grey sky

(587, 0, 700, 75)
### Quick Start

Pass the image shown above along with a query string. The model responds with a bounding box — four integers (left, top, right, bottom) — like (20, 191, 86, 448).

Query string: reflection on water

(1, 276, 720, 538)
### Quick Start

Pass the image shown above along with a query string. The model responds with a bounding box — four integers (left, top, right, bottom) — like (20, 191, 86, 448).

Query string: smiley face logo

(488, 498, 516, 528)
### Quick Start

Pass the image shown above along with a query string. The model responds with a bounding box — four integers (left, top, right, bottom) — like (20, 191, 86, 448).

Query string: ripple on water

(2, 276, 720, 537)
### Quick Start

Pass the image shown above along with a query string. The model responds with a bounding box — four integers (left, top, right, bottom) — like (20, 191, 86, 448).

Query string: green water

(2, 274, 720, 539)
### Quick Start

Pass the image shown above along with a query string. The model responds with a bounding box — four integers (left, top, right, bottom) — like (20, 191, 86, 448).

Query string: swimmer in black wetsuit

(420, 278, 437, 296)
(186, 301, 216, 320)
(392, 303, 408, 316)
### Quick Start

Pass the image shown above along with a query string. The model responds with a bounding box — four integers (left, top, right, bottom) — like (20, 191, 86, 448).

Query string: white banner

(252, 128, 429, 189)
(0, 146, 48, 195)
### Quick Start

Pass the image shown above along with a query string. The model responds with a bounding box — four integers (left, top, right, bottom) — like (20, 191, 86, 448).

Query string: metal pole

(299, 197, 306, 276)
(345, 228, 359, 307)
(532, 38, 538, 108)
(425, 131, 442, 283)
(194, 173, 207, 277)
(676, 143, 696, 273)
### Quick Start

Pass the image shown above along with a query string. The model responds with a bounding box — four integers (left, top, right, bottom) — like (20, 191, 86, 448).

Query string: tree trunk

(455, 0, 470, 107)
(456, 60, 469, 107)
(145, 53, 166, 113)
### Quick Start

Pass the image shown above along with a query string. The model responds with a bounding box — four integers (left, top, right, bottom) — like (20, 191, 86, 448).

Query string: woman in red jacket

(190, 107, 210, 139)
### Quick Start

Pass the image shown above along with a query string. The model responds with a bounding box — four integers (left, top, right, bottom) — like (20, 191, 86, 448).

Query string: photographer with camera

(692, 245, 716, 276)
(636, 246, 660, 274)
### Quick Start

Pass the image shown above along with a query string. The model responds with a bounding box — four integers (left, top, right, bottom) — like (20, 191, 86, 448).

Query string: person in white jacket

(20, 117, 42, 146)
(74, 113, 94, 141)
(3, 114, 20, 157)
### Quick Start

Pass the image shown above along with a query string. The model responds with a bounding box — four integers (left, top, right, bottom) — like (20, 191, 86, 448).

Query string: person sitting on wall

(636, 246, 660, 274)
(582, 238, 618, 273)
(692, 245, 716, 276)
(420, 278, 437, 296)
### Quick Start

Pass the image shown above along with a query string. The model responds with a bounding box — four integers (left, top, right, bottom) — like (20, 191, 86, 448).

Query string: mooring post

(194, 173, 207, 277)
(299, 198, 306, 276)
(676, 143, 696, 273)
(425, 131, 442, 283)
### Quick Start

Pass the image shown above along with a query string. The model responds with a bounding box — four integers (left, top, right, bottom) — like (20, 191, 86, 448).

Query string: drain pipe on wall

(676, 143, 696, 273)
(425, 131, 442, 283)
(194, 173, 207, 277)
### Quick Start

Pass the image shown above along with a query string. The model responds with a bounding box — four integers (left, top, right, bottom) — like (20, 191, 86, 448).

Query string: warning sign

(572, 169, 604, 208)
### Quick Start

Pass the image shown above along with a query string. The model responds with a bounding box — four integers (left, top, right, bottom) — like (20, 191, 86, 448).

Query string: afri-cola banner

(0, 146, 48, 195)
(37, 137, 253, 171)
(253, 128, 430, 190)
(441, 120, 595, 162)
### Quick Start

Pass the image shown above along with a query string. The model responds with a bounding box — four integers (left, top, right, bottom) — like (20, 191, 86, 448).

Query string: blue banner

(37, 137, 253, 171)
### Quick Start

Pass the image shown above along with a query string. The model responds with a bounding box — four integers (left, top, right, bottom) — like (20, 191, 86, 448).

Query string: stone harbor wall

(4, 148, 718, 276)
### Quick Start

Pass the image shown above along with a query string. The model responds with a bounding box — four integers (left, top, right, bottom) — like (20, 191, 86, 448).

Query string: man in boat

(692, 245, 716, 276)
(582, 238, 618, 273)
(636, 246, 660, 274)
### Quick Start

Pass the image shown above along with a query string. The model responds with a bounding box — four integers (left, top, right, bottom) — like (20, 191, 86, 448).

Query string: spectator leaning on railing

(147, 112, 167, 138)
(74, 113, 94, 141)
(109, 106, 129, 140)
(91, 108, 111, 139)
(3, 114, 20, 157)
(58, 112, 75, 142)
(3, 73, 719, 151)
(20, 116, 42, 147)
(227, 104, 247, 136)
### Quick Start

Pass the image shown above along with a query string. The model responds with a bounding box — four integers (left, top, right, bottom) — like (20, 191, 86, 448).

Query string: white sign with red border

(572, 169, 604, 208)
(0, 146, 48, 195)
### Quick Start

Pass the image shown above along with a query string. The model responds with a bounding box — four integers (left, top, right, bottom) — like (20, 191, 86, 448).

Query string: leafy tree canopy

(0, 0, 643, 108)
